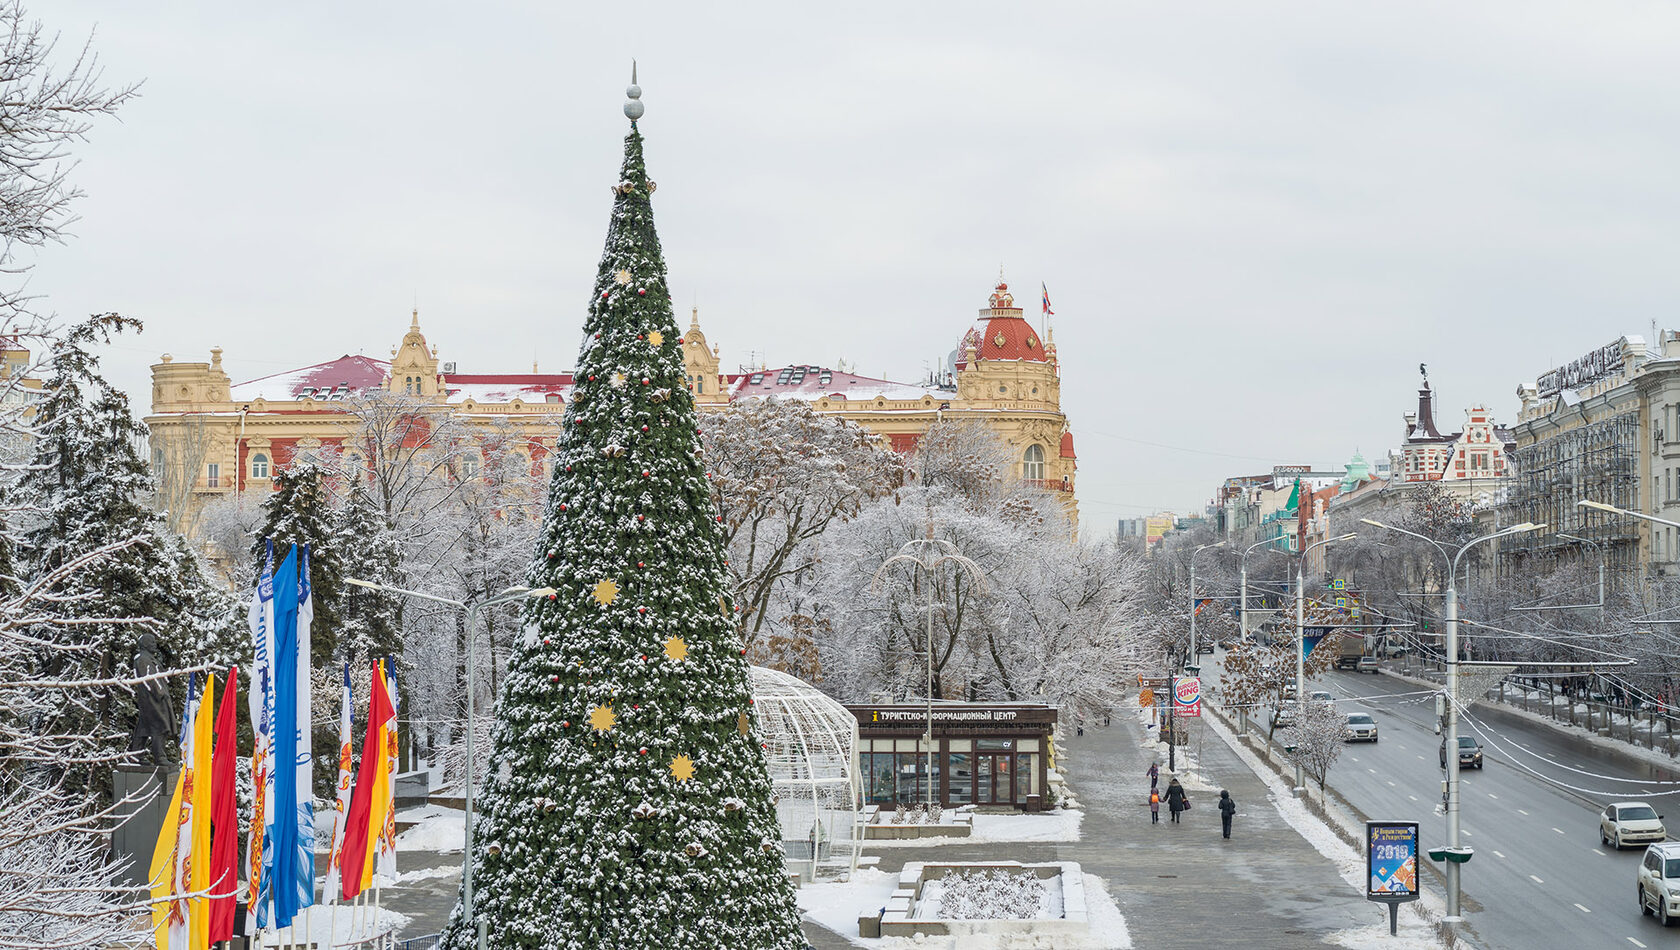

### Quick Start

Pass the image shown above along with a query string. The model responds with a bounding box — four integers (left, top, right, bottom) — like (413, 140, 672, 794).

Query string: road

(1302, 664, 1680, 950)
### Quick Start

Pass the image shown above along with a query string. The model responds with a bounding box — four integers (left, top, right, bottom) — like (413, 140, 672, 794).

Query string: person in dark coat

(1165, 778, 1187, 823)
(1218, 789, 1236, 838)
(1147, 761, 1159, 790)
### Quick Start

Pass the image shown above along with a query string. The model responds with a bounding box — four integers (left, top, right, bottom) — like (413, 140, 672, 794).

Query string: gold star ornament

(647, 330, 664, 347)
(588, 704, 617, 733)
(737, 712, 752, 735)
(613, 268, 634, 285)
(663, 636, 688, 662)
(669, 754, 695, 783)
(592, 578, 620, 606)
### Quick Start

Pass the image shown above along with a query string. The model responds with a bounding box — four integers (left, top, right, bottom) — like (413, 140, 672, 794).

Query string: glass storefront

(850, 703, 1057, 811)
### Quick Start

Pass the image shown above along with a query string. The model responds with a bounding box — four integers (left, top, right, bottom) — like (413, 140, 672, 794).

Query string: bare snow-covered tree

(705, 397, 906, 654)
(1284, 700, 1349, 800)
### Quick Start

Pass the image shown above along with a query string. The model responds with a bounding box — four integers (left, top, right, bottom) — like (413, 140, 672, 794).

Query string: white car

(1344, 712, 1378, 742)
(1638, 841, 1680, 925)
(1309, 690, 1335, 705)
(1602, 801, 1667, 850)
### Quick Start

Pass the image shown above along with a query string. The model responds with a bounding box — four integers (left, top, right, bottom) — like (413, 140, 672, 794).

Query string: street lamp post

(1188, 541, 1226, 662)
(1556, 532, 1606, 622)
(1240, 539, 1286, 645)
(871, 534, 986, 806)
(1292, 533, 1355, 790)
(346, 578, 555, 950)
(1358, 519, 1545, 923)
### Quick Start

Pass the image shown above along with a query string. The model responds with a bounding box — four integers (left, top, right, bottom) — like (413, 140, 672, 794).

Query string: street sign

(1172, 677, 1201, 718)
(1140, 676, 1169, 690)
(1366, 821, 1421, 935)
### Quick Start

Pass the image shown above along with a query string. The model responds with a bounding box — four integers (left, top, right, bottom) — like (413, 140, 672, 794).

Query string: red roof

(954, 281, 1049, 368)
(1060, 430, 1076, 459)
(231, 354, 391, 402)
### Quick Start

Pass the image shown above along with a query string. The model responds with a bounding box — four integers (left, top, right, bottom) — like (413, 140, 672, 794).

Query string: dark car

(1440, 734, 1483, 769)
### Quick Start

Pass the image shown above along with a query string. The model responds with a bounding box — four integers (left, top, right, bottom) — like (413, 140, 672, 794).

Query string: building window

(250, 453, 270, 478)
(206, 463, 220, 488)
(697, 378, 704, 394)
(1023, 444, 1045, 481)
(461, 456, 479, 479)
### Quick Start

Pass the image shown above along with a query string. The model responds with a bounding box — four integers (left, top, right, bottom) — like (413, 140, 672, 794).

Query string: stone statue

(128, 632, 175, 767)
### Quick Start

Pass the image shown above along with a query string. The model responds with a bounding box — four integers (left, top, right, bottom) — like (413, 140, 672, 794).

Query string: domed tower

(682, 306, 727, 406)
(387, 309, 442, 398)
(952, 277, 1077, 517)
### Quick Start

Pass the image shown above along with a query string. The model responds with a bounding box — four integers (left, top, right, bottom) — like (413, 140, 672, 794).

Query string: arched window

(1023, 444, 1045, 482)
(250, 453, 270, 478)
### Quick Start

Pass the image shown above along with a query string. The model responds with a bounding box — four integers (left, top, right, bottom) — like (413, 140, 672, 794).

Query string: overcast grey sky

(30, 1, 1680, 533)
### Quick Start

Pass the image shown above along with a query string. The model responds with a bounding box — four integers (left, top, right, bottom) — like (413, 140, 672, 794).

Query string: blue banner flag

(269, 545, 314, 927)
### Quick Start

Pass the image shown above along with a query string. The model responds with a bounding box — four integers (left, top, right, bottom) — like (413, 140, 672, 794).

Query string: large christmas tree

(442, 78, 805, 950)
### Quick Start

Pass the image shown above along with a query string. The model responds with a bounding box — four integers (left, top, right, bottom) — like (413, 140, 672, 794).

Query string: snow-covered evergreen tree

(16, 316, 243, 798)
(337, 480, 403, 668)
(252, 461, 343, 667)
(442, 89, 804, 950)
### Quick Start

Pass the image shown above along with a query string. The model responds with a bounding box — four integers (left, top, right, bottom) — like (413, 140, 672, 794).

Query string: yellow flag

(188, 675, 216, 950)
(147, 767, 184, 949)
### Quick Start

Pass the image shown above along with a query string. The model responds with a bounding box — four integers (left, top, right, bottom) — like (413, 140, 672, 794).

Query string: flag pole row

(148, 542, 400, 950)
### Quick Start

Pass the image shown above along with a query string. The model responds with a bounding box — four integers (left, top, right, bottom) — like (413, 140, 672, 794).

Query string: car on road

(1602, 802, 1667, 850)
(1440, 734, 1483, 769)
(1344, 712, 1378, 742)
(1356, 655, 1381, 674)
(1309, 690, 1335, 706)
(1638, 841, 1680, 925)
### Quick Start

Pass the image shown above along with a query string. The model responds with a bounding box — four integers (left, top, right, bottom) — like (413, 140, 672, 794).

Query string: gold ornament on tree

(737, 712, 751, 735)
(593, 579, 620, 606)
(647, 330, 664, 347)
(669, 754, 695, 782)
(663, 636, 688, 662)
(587, 704, 617, 733)
(613, 268, 634, 285)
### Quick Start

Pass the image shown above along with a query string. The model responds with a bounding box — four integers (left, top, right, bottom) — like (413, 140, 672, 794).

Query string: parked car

(1602, 802, 1667, 850)
(1356, 655, 1381, 674)
(1440, 734, 1484, 769)
(1345, 712, 1379, 742)
(1638, 842, 1680, 925)
(1196, 640, 1215, 655)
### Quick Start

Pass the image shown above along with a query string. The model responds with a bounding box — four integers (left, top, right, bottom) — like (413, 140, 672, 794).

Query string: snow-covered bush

(934, 868, 1046, 920)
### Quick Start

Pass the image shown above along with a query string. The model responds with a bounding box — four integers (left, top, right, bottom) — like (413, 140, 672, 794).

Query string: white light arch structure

(748, 665, 862, 882)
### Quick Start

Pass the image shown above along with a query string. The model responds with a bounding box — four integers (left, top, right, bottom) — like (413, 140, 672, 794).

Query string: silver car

(1344, 712, 1378, 743)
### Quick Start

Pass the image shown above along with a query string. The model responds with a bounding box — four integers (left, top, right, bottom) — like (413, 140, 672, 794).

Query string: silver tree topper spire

(624, 61, 644, 122)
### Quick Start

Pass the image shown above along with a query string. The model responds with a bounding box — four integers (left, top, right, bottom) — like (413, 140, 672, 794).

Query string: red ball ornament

(543, 638, 551, 645)
(589, 375, 597, 382)
(594, 333, 601, 339)
(638, 289, 646, 296)
(560, 504, 568, 511)
(633, 704, 639, 710)
(550, 675, 559, 683)
(638, 747, 648, 755)
(547, 593, 558, 601)
(637, 561, 645, 568)
(547, 551, 555, 559)
(566, 465, 573, 472)
(642, 470, 650, 477)
(641, 378, 650, 385)
(638, 606, 647, 614)
(641, 425, 649, 432)
(716, 515, 724, 523)
(637, 334, 644, 340)
(601, 290, 610, 299)
(739, 648, 747, 656)
(562, 720, 570, 727)
(677, 338, 685, 344)
(638, 514, 646, 522)
(748, 698, 755, 706)
(641, 655, 647, 661)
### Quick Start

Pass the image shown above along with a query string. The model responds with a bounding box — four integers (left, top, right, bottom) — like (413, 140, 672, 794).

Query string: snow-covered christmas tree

(441, 75, 805, 950)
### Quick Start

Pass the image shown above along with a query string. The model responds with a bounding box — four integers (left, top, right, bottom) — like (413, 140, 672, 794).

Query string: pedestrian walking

(1149, 788, 1160, 824)
(1218, 789, 1236, 839)
(1146, 761, 1159, 790)
(1165, 777, 1186, 823)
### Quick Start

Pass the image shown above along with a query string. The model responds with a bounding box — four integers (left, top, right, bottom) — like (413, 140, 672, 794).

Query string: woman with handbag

(1165, 778, 1187, 823)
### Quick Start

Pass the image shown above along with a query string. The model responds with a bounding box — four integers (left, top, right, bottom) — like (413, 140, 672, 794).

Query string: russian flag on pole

(324, 662, 354, 900)
(246, 543, 276, 932)
(269, 544, 314, 927)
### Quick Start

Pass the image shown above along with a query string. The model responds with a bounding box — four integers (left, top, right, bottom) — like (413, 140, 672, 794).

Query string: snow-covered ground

(394, 804, 464, 853)
(246, 904, 410, 947)
(1201, 711, 1445, 949)
(796, 867, 1132, 949)
(864, 808, 1083, 847)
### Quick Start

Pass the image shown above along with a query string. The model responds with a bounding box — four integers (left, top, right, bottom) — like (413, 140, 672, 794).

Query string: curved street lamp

(1358, 518, 1545, 924)
(1188, 541, 1226, 662)
(871, 534, 987, 806)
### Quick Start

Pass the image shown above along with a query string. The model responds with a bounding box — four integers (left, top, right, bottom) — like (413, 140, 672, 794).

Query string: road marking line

(1367, 768, 1376, 774)
(1530, 874, 1544, 884)
(1464, 830, 1473, 837)
(1409, 795, 1419, 802)
(1489, 793, 1499, 799)
(1553, 827, 1565, 835)
(1387, 780, 1396, 787)
(1416, 755, 1425, 761)
(1546, 751, 1556, 757)
(1576, 903, 1591, 913)
(1493, 850, 1506, 858)
(1350, 756, 1359, 762)
(1629, 938, 1646, 948)
(1519, 809, 1530, 816)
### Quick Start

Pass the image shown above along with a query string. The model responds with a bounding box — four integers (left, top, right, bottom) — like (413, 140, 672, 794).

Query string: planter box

(875, 861, 1089, 940)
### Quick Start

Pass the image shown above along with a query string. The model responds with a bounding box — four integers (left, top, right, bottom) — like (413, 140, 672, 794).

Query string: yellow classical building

(145, 279, 1078, 527)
